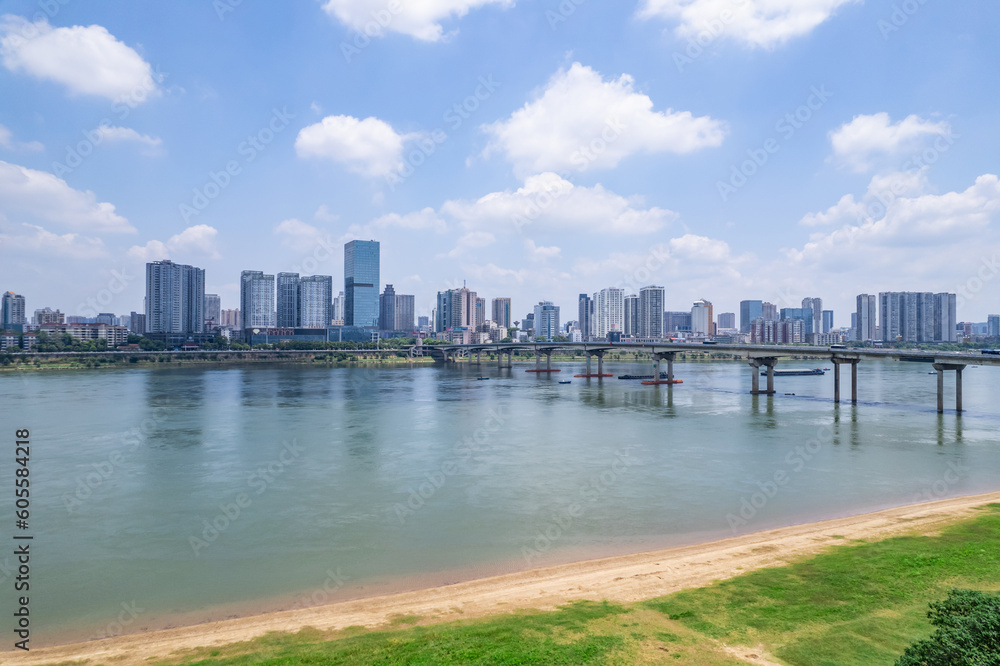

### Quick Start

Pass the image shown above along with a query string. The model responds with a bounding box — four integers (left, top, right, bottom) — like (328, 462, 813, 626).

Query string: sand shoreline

(9, 491, 1000, 665)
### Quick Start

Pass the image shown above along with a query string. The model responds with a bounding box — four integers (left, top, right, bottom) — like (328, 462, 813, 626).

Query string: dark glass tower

(344, 240, 380, 327)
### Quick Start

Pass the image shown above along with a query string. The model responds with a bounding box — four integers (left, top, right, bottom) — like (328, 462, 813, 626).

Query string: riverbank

(9, 491, 1000, 665)
(0, 350, 437, 372)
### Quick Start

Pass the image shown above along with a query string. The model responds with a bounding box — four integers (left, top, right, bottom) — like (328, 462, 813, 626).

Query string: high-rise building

(475, 297, 486, 330)
(240, 270, 275, 329)
(1, 292, 26, 330)
(276, 273, 300, 328)
(762, 302, 778, 321)
(128, 311, 146, 334)
(780, 308, 814, 335)
(344, 240, 380, 327)
(932, 293, 957, 343)
(492, 297, 512, 329)
(989, 314, 1000, 338)
(299, 275, 332, 328)
(96, 312, 115, 325)
(145, 260, 205, 334)
(802, 297, 823, 338)
(221, 309, 241, 329)
(822, 310, 834, 334)
(879, 292, 957, 343)
(663, 311, 692, 333)
(533, 301, 560, 341)
(740, 300, 763, 333)
(638, 286, 665, 339)
(717, 312, 736, 330)
(623, 294, 639, 337)
(395, 294, 415, 332)
(33, 307, 64, 326)
(856, 294, 877, 342)
(204, 294, 221, 328)
(691, 299, 714, 336)
(332, 291, 345, 323)
(435, 286, 478, 332)
(379, 284, 396, 332)
(577, 294, 593, 341)
(593, 288, 624, 338)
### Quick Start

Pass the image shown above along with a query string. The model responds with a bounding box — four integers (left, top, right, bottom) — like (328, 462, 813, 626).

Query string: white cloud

(295, 114, 412, 178)
(441, 172, 677, 234)
(322, 0, 513, 42)
(0, 124, 43, 152)
(0, 160, 134, 232)
(800, 168, 931, 227)
(352, 208, 448, 236)
(0, 15, 160, 104)
(638, 0, 859, 49)
(0, 223, 107, 259)
(789, 175, 1000, 276)
(94, 125, 163, 153)
(441, 230, 495, 258)
(128, 224, 220, 261)
(524, 239, 561, 261)
(482, 63, 726, 175)
(829, 113, 953, 173)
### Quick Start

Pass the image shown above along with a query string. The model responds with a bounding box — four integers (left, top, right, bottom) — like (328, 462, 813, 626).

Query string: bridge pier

(831, 356, 860, 404)
(933, 363, 966, 413)
(749, 358, 777, 395)
(647, 352, 678, 385)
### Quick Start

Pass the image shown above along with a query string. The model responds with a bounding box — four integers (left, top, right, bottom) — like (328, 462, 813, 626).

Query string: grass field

(153, 503, 1000, 665)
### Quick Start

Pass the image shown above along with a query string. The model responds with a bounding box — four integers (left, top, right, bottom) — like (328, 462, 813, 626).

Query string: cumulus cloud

(0, 124, 43, 152)
(295, 114, 413, 178)
(482, 63, 726, 175)
(0, 160, 134, 232)
(128, 224, 220, 261)
(800, 168, 931, 227)
(829, 113, 953, 172)
(322, 0, 513, 42)
(789, 174, 1000, 277)
(0, 223, 107, 259)
(94, 125, 163, 153)
(524, 239, 561, 261)
(0, 15, 160, 104)
(638, 0, 859, 49)
(441, 172, 677, 234)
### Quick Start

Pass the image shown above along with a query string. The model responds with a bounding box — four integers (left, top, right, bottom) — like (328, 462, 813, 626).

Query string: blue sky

(1, 0, 999, 325)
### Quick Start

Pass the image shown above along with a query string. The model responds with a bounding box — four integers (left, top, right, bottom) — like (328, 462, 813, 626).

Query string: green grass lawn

(160, 504, 1000, 665)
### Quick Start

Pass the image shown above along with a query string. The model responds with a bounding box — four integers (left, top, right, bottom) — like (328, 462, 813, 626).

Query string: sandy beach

(9, 491, 1000, 665)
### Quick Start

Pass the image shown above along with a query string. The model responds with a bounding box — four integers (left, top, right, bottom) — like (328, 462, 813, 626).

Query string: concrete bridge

(410, 341, 1000, 414)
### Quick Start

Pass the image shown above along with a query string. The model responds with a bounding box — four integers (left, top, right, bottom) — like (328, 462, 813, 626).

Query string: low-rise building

(40, 322, 130, 347)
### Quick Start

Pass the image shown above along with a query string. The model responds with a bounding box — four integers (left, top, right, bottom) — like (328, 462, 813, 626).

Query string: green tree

(896, 589, 1000, 665)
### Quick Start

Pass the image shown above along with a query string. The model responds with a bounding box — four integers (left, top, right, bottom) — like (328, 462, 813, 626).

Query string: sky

(1, 0, 999, 326)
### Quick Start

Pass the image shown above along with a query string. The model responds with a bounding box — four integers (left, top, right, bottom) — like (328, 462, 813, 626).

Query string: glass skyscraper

(145, 260, 205, 334)
(344, 240, 380, 327)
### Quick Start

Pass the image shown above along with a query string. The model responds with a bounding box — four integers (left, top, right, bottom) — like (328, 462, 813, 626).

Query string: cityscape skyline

(2, 5, 999, 328)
